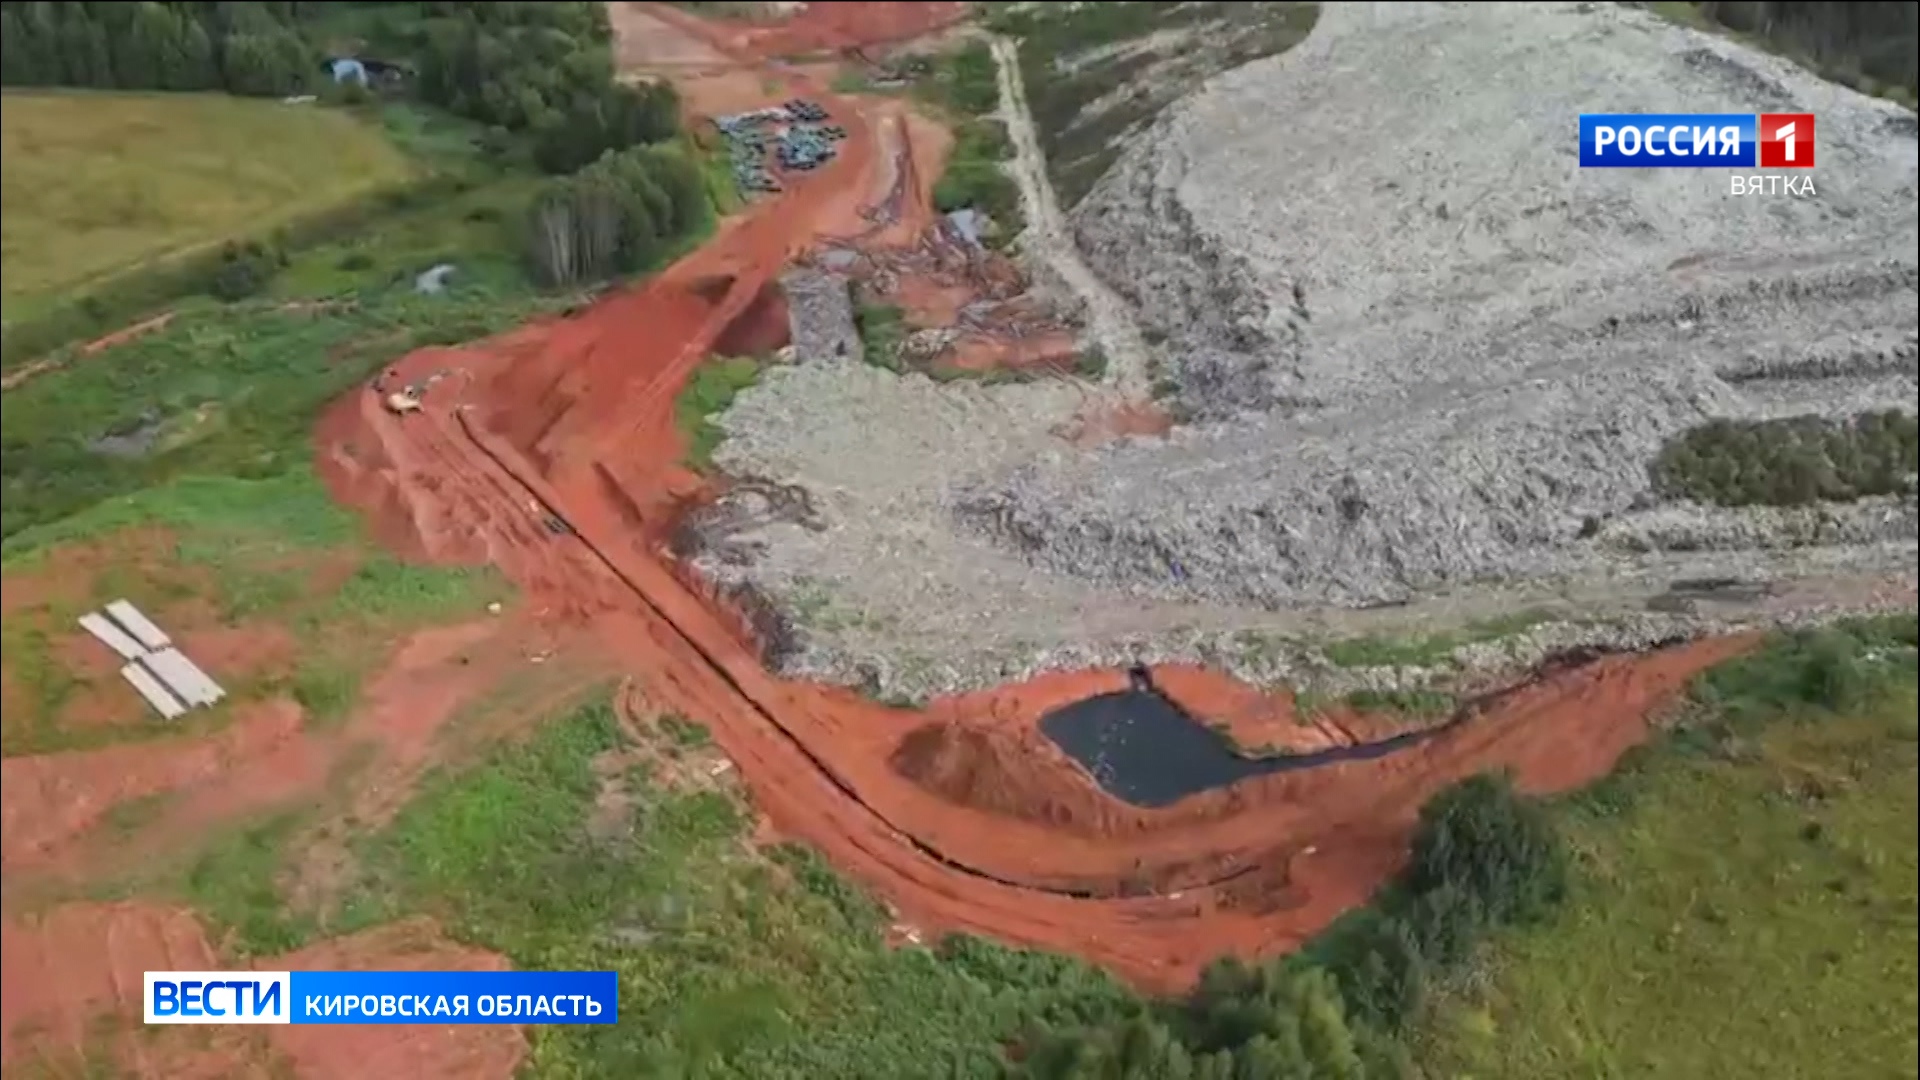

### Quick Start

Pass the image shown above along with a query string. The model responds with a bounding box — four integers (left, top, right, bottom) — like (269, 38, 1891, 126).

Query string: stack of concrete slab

(76, 599, 225, 721)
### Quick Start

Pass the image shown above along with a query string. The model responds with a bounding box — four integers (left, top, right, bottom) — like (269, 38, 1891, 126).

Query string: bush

(1015, 961, 1394, 1079)
(411, 0, 685, 166)
(1691, 615, 1918, 718)
(931, 119, 1022, 233)
(1306, 771, 1569, 1035)
(1688, 1, 1918, 99)
(941, 41, 1000, 116)
(209, 242, 280, 302)
(1650, 412, 1919, 507)
(853, 300, 906, 371)
(1406, 773, 1567, 925)
(532, 82, 682, 175)
(1073, 346, 1109, 381)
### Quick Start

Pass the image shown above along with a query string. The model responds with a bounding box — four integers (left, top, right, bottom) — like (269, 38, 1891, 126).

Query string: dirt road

(989, 34, 1155, 395)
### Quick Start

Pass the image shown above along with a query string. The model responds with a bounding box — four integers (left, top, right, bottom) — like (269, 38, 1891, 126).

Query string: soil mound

(891, 720, 1123, 836)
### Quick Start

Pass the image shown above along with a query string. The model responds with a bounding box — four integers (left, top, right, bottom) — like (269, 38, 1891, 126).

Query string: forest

(1, 1, 319, 97)
(525, 143, 710, 288)
(1689, 0, 1920, 96)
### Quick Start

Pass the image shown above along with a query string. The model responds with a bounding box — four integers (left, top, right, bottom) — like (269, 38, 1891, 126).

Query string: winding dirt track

(310, 4, 1761, 993)
(988, 33, 1154, 396)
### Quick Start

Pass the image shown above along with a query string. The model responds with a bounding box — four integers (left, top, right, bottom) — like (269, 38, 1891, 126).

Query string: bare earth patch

(0, 902, 521, 1078)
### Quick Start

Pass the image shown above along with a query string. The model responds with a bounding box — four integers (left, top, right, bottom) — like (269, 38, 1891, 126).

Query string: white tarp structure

(105, 599, 172, 650)
(121, 662, 188, 720)
(75, 600, 223, 720)
(142, 648, 224, 708)
(79, 613, 147, 661)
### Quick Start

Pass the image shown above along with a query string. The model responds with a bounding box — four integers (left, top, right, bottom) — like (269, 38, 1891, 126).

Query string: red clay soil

(0, 901, 519, 1077)
(301, 13, 1771, 992)
(269, 919, 524, 1079)
(0, 618, 554, 880)
(2, 699, 307, 872)
(1152, 664, 1426, 755)
(0, 617, 588, 1074)
(315, 292, 1761, 992)
(648, 1, 972, 62)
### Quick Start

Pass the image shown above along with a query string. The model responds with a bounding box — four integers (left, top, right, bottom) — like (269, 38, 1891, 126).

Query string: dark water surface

(1039, 688, 1431, 808)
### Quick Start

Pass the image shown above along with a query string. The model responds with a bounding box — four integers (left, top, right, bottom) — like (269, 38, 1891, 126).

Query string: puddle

(1039, 674, 1431, 807)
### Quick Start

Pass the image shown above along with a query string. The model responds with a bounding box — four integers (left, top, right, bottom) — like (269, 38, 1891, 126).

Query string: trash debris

(714, 99, 847, 200)
(415, 263, 457, 295)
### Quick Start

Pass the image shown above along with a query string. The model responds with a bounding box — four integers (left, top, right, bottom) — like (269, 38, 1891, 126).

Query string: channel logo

(144, 970, 620, 1025)
(145, 972, 289, 1025)
(1579, 113, 1815, 168)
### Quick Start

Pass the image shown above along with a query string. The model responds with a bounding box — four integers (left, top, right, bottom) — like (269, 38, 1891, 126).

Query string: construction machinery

(385, 389, 423, 415)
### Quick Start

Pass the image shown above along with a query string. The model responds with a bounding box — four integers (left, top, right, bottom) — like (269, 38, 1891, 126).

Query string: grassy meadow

(1, 90, 418, 320)
(1415, 621, 1920, 1079)
(157, 694, 1137, 1078)
(0, 468, 510, 756)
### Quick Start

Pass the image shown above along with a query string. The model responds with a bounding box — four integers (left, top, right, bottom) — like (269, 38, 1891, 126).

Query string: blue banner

(1579, 113, 1757, 167)
(289, 970, 618, 1024)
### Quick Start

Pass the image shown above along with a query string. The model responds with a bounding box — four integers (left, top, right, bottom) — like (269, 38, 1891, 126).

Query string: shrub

(1691, 615, 1918, 718)
(1073, 346, 1109, 381)
(209, 242, 280, 302)
(1014, 770, 1569, 1074)
(853, 300, 906, 371)
(1315, 772, 1569, 1034)
(1406, 773, 1567, 925)
(1650, 412, 1919, 507)
(931, 119, 1022, 233)
(926, 41, 999, 116)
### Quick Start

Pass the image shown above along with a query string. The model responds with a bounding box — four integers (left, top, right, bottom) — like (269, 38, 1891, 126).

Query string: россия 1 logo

(1579, 112, 1816, 168)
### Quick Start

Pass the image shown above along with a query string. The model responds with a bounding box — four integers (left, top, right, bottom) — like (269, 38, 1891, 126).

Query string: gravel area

(686, 1, 1918, 703)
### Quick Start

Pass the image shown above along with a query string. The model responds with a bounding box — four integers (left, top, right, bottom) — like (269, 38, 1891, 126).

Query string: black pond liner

(1040, 680, 1435, 809)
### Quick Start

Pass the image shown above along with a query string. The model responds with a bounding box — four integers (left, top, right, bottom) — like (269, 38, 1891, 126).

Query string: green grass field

(1416, 629, 1920, 1079)
(0, 468, 509, 755)
(0, 285, 559, 542)
(171, 694, 1136, 1078)
(1, 90, 418, 321)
